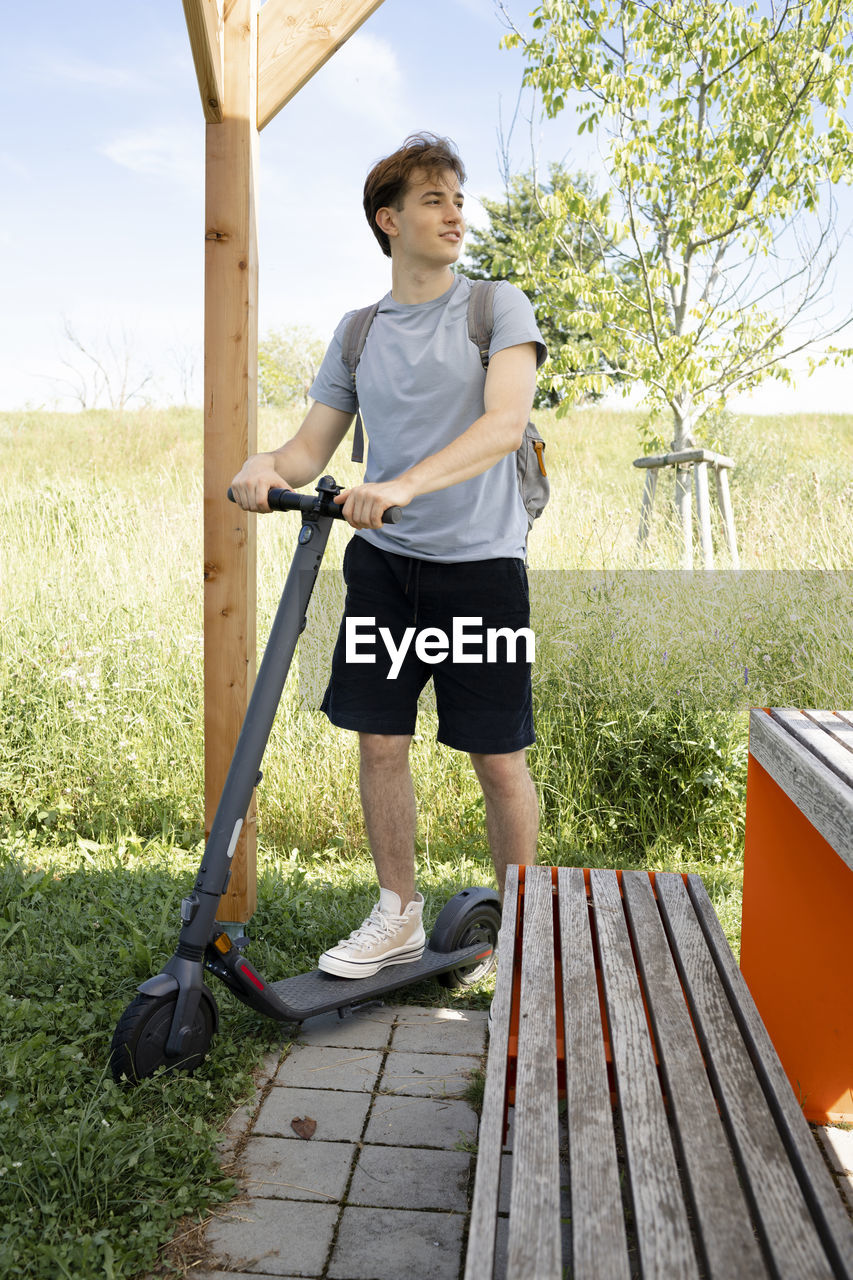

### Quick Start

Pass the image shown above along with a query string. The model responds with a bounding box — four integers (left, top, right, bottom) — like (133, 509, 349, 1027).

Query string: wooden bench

(741, 708, 853, 1124)
(465, 865, 853, 1279)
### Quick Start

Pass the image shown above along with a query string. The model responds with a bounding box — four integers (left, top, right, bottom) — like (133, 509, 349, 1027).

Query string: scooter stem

(153, 490, 338, 1057)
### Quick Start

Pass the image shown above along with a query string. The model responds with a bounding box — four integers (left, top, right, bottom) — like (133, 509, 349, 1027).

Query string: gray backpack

(341, 279, 549, 529)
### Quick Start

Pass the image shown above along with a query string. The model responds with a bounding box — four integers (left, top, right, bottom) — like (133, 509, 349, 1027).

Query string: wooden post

(204, 0, 259, 924)
(181, 0, 389, 928)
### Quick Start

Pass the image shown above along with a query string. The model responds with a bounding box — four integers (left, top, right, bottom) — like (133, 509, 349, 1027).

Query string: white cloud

(0, 151, 31, 190)
(39, 53, 152, 93)
(319, 33, 409, 132)
(99, 127, 198, 182)
(450, 0, 503, 20)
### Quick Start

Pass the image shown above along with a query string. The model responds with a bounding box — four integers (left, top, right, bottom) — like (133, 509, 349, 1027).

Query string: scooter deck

(268, 942, 489, 1020)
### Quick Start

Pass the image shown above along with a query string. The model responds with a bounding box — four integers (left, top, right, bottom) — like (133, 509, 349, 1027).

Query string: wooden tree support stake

(634, 448, 740, 570)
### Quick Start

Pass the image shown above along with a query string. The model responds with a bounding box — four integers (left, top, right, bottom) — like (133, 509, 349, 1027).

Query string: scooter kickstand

(336, 998, 385, 1021)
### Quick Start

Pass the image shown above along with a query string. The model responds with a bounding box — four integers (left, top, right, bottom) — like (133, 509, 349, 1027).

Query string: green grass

(0, 836, 249, 1279)
(0, 402, 851, 1277)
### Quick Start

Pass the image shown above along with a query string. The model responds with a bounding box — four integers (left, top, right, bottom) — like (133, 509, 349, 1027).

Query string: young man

(230, 133, 546, 977)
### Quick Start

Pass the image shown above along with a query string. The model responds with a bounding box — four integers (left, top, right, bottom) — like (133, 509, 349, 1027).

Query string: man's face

(382, 168, 466, 266)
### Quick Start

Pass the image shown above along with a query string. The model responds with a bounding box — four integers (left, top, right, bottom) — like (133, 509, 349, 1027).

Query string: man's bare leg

(469, 749, 538, 896)
(358, 732, 417, 907)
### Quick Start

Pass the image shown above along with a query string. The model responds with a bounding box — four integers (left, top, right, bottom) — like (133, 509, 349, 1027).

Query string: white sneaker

(318, 890, 426, 979)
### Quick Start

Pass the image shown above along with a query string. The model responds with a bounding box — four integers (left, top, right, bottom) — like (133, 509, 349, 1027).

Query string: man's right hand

(229, 456, 292, 513)
(228, 404, 355, 512)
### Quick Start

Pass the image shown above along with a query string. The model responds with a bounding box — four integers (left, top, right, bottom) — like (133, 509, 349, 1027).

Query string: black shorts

(321, 536, 535, 754)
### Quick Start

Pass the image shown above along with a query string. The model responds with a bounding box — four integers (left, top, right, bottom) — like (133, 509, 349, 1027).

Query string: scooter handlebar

(227, 484, 402, 524)
(267, 488, 402, 525)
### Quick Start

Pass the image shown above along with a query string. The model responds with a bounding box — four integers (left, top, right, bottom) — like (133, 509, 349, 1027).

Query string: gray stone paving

(253, 1087, 371, 1144)
(364, 1094, 478, 1149)
(191, 1005, 487, 1280)
(347, 1145, 471, 1212)
(274, 1046, 384, 1094)
(380, 1050, 481, 1099)
(328, 1207, 466, 1280)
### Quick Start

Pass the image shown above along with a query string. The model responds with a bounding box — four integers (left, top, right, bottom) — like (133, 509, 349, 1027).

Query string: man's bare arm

(336, 342, 538, 529)
(230, 401, 354, 512)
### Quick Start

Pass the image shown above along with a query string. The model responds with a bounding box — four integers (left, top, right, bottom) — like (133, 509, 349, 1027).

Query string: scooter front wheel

(110, 988, 218, 1084)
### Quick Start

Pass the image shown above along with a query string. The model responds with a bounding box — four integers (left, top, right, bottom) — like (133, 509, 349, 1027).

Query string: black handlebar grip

(329, 497, 402, 525)
(227, 487, 402, 524)
(265, 488, 313, 514)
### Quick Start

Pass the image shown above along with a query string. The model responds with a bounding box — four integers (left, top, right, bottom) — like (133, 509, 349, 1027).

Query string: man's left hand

(334, 480, 414, 529)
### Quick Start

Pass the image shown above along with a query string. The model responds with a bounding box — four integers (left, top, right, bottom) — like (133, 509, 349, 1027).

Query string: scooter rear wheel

(110, 988, 218, 1084)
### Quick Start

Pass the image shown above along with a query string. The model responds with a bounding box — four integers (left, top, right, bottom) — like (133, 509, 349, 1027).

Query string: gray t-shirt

(308, 274, 547, 562)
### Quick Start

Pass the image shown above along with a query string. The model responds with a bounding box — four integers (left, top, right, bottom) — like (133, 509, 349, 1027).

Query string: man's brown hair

(363, 132, 467, 258)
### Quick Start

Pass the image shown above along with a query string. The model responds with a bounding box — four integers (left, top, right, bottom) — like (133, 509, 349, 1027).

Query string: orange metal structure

(740, 745, 853, 1124)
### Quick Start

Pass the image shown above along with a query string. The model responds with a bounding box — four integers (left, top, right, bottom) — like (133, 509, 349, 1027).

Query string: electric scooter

(110, 476, 501, 1083)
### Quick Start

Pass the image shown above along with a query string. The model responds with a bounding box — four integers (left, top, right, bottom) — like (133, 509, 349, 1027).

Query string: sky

(1, 0, 850, 415)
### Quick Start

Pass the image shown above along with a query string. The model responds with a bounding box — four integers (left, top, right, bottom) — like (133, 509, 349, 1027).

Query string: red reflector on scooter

(475, 949, 493, 961)
(239, 963, 265, 991)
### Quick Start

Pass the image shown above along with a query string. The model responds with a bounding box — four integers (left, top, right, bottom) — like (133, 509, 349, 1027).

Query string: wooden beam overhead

(257, 0, 387, 132)
(183, 0, 225, 122)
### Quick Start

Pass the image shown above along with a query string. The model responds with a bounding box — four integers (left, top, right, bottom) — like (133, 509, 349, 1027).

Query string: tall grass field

(1, 402, 851, 1277)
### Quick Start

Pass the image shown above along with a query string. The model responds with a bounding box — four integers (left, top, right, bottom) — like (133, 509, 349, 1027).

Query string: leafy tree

(465, 165, 617, 405)
(501, 0, 853, 450)
(258, 325, 325, 408)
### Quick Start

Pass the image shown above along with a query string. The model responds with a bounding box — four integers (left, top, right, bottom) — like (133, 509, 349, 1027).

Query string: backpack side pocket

(516, 421, 550, 527)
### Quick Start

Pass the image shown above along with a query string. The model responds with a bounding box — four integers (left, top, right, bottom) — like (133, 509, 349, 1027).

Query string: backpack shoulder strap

(466, 279, 498, 370)
(342, 302, 380, 464)
(341, 302, 380, 380)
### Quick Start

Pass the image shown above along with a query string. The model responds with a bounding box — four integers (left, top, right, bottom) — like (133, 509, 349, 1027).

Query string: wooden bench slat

(621, 871, 768, 1278)
(558, 868, 631, 1280)
(590, 869, 700, 1279)
(655, 873, 839, 1279)
(685, 874, 853, 1280)
(802, 709, 853, 757)
(464, 865, 519, 1280)
(771, 708, 853, 788)
(748, 709, 853, 870)
(507, 865, 561, 1279)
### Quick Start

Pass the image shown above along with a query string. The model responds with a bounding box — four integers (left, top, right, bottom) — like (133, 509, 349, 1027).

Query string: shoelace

(338, 907, 406, 952)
